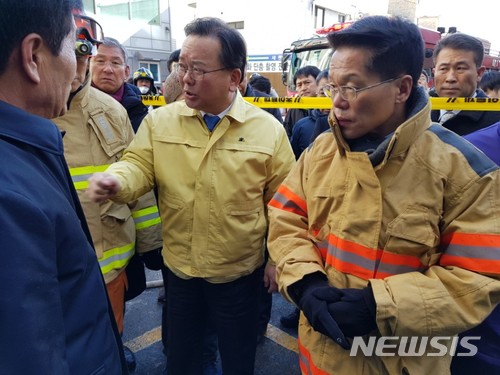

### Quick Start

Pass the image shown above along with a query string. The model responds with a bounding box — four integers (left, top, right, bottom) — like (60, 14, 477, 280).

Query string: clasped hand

(299, 284, 377, 350)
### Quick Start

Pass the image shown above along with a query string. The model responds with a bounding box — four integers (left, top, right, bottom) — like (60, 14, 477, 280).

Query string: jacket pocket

(88, 111, 128, 158)
(98, 202, 135, 260)
(214, 197, 266, 258)
(101, 202, 132, 222)
(161, 193, 191, 257)
(384, 205, 440, 267)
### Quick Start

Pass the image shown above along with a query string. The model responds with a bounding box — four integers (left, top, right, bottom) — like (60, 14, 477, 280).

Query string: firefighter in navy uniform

(53, 8, 163, 373)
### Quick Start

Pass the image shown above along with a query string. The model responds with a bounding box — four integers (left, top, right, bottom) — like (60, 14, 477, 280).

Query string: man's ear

(395, 75, 413, 104)
(229, 68, 243, 93)
(477, 66, 486, 83)
(20, 33, 45, 84)
(125, 65, 131, 81)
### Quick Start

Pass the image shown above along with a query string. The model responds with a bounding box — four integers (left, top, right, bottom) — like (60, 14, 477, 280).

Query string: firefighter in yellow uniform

(53, 11, 162, 372)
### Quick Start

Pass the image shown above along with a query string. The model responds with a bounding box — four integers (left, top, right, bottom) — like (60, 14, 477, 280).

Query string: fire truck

(281, 21, 499, 95)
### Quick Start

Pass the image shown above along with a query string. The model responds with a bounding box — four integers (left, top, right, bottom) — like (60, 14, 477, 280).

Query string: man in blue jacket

(0, 1, 125, 374)
(450, 122, 500, 374)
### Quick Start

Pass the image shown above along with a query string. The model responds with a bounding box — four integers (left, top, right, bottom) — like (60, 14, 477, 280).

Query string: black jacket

(245, 84, 283, 124)
(283, 108, 310, 137)
(430, 89, 500, 136)
(121, 83, 149, 133)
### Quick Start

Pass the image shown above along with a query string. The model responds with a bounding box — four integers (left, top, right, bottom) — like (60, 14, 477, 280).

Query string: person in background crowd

(431, 32, 500, 135)
(268, 15, 500, 375)
(248, 73, 285, 117)
(418, 69, 430, 90)
(91, 37, 149, 132)
(248, 74, 272, 95)
(290, 69, 330, 160)
(53, 6, 163, 373)
(0, 0, 125, 373)
(133, 67, 158, 95)
(479, 70, 500, 98)
(283, 65, 321, 136)
(86, 17, 295, 375)
(168, 48, 181, 73)
(239, 67, 283, 123)
(249, 73, 280, 98)
(448, 120, 500, 374)
(163, 70, 184, 104)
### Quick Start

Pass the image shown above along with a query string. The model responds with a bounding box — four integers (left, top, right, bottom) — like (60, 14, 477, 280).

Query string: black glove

(324, 286, 377, 338)
(290, 273, 350, 350)
(140, 248, 164, 270)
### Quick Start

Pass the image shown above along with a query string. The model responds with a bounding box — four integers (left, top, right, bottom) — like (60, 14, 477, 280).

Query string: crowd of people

(1, 1, 499, 375)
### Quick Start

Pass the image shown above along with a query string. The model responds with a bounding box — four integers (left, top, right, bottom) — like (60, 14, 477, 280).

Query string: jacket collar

(178, 90, 247, 124)
(68, 74, 92, 110)
(330, 86, 432, 165)
(0, 100, 64, 155)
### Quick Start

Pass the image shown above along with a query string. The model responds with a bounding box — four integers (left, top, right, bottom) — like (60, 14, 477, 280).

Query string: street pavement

(122, 270, 301, 375)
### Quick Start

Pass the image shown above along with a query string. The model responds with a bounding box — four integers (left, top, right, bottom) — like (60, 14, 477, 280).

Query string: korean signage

(247, 54, 283, 73)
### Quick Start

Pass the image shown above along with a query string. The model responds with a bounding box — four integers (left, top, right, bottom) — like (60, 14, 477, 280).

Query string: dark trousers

(166, 267, 262, 375)
(258, 282, 272, 334)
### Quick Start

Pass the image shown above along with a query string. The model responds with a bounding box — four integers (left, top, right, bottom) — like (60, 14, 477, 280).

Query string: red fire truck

(281, 21, 499, 95)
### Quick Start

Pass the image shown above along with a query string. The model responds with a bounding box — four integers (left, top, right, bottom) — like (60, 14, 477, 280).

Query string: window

(139, 62, 160, 83)
(92, 0, 160, 23)
(227, 21, 244, 30)
(314, 6, 326, 29)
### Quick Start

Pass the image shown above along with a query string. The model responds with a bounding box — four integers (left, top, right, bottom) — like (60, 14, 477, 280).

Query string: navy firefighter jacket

(0, 100, 123, 375)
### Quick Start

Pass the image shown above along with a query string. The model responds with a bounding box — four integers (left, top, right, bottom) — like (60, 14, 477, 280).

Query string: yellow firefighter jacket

(53, 77, 162, 284)
(268, 90, 500, 374)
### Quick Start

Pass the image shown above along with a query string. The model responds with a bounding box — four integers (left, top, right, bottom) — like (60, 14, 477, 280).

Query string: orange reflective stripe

(269, 185, 307, 217)
(440, 232, 500, 274)
(440, 255, 500, 274)
(442, 232, 500, 247)
(316, 233, 427, 280)
(298, 339, 331, 375)
(376, 251, 428, 278)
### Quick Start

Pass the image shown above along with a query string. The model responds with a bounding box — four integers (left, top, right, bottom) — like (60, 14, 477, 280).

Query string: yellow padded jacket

(106, 91, 295, 282)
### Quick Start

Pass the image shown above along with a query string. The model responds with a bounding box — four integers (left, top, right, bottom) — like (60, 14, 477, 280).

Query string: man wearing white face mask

(133, 67, 158, 95)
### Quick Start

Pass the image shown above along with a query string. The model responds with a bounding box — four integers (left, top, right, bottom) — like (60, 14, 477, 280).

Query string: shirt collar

(0, 100, 64, 155)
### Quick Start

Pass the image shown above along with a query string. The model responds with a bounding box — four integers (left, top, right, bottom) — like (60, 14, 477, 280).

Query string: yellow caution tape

(427, 97, 500, 111)
(142, 95, 500, 111)
(142, 95, 167, 106)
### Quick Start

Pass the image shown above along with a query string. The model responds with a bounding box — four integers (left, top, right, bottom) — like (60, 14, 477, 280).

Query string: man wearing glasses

(86, 17, 294, 375)
(268, 15, 500, 375)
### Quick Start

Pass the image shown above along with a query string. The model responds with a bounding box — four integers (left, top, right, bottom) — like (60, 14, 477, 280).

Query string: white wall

(166, 0, 389, 55)
(170, 0, 317, 55)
